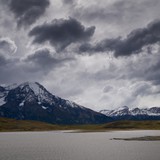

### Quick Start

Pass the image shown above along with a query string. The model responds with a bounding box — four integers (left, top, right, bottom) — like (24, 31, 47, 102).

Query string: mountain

(0, 82, 111, 124)
(100, 106, 160, 120)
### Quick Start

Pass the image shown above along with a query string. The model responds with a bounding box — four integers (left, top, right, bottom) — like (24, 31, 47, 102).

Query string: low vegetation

(102, 120, 160, 130)
(0, 118, 160, 132)
(0, 118, 63, 132)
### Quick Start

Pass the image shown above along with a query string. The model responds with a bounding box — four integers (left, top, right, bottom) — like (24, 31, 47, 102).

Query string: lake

(0, 130, 160, 160)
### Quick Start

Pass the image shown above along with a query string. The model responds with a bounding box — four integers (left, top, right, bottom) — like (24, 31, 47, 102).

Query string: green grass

(0, 118, 160, 132)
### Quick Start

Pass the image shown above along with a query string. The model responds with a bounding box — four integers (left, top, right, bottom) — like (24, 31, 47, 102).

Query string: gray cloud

(0, 54, 9, 66)
(73, 1, 160, 23)
(62, 0, 75, 5)
(132, 83, 153, 97)
(5, 0, 50, 27)
(73, 1, 134, 23)
(0, 52, 21, 84)
(25, 48, 74, 72)
(0, 47, 74, 84)
(0, 37, 17, 54)
(79, 20, 160, 57)
(119, 49, 160, 87)
(29, 18, 95, 52)
(71, 0, 160, 40)
(79, 38, 121, 54)
(145, 63, 160, 86)
(103, 85, 114, 93)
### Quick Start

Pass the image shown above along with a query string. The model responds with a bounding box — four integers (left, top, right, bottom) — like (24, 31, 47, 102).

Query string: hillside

(0, 117, 63, 132)
(0, 118, 160, 132)
(102, 120, 160, 130)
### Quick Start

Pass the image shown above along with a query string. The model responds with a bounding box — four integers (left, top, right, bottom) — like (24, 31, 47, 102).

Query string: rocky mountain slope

(0, 82, 111, 124)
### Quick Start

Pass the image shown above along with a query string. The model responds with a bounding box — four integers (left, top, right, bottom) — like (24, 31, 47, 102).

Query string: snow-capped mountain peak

(0, 82, 110, 124)
(9, 82, 58, 105)
(117, 106, 129, 111)
(18, 82, 47, 96)
(19, 82, 41, 93)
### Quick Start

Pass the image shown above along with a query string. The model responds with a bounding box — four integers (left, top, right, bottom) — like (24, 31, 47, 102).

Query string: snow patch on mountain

(16, 82, 57, 105)
(5, 83, 18, 91)
(0, 97, 5, 106)
(65, 100, 82, 109)
(19, 100, 25, 107)
(27, 82, 40, 95)
(42, 106, 48, 110)
(0, 86, 6, 106)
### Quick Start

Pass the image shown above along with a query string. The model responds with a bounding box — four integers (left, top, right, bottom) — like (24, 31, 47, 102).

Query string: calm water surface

(0, 130, 160, 160)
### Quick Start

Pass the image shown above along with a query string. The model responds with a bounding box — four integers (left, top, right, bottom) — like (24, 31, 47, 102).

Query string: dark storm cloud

(29, 18, 95, 52)
(79, 20, 160, 57)
(5, 0, 50, 27)
(79, 38, 121, 54)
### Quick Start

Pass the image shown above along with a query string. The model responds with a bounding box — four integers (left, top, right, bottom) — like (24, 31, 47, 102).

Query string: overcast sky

(1, 0, 160, 110)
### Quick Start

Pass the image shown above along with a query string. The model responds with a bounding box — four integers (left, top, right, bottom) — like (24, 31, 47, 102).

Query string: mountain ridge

(100, 106, 160, 120)
(0, 82, 111, 124)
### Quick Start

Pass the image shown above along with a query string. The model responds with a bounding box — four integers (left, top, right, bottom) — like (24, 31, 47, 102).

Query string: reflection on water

(0, 130, 160, 160)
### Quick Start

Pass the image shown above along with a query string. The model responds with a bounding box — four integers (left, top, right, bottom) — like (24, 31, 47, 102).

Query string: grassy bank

(0, 118, 63, 132)
(102, 120, 160, 130)
(0, 117, 160, 132)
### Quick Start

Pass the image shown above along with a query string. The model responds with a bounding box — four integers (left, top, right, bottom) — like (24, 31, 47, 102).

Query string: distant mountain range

(1, 82, 160, 125)
(0, 82, 111, 124)
(100, 106, 160, 120)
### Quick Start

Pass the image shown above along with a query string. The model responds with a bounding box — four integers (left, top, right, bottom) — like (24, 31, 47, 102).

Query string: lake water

(0, 130, 160, 160)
